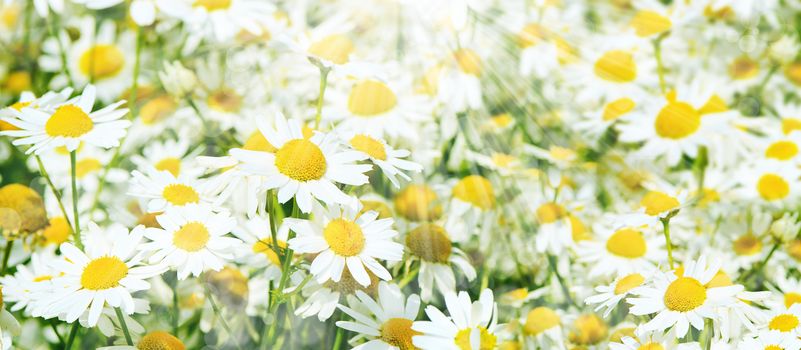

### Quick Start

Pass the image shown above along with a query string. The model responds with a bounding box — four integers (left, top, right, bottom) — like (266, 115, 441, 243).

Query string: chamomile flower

(521, 306, 565, 350)
(412, 289, 500, 350)
(295, 268, 377, 321)
(762, 304, 801, 340)
(1, 85, 130, 154)
(739, 330, 801, 350)
(34, 223, 164, 327)
(229, 114, 372, 213)
(404, 223, 476, 301)
(586, 272, 649, 317)
(231, 215, 289, 278)
(576, 225, 663, 278)
(140, 204, 241, 280)
(335, 282, 421, 350)
(628, 256, 742, 338)
(0, 251, 59, 314)
(285, 200, 403, 287)
(131, 138, 200, 179)
(344, 133, 423, 188)
(129, 166, 215, 213)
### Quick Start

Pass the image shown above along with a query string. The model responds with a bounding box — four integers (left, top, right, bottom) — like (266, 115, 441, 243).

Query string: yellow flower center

(43, 216, 71, 245)
(602, 97, 636, 121)
(605, 228, 647, 258)
(663, 277, 706, 312)
(637, 343, 665, 350)
(523, 307, 560, 335)
(594, 50, 637, 83)
(45, 105, 94, 138)
(536, 202, 567, 224)
(452, 175, 495, 210)
(757, 174, 790, 201)
(453, 49, 482, 76)
(729, 56, 759, 80)
(173, 222, 210, 252)
(764, 345, 783, 350)
(308, 34, 354, 65)
(609, 327, 637, 343)
(137, 331, 185, 350)
(405, 224, 452, 263)
(706, 271, 733, 288)
(323, 218, 365, 257)
(568, 314, 608, 345)
(733, 233, 762, 256)
(0, 183, 47, 233)
(491, 153, 516, 168)
(274, 139, 327, 182)
(206, 266, 249, 305)
(79, 45, 125, 80)
(348, 80, 398, 117)
(80, 256, 129, 290)
(517, 23, 546, 48)
(784, 62, 801, 87)
(630, 10, 671, 37)
(242, 131, 277, 153)
(4, 71, 31, 94)
(765, 141, 798, 161)
(570, 215, 591, 242)
(783, 118, 801, 135)
(360, 200, 393, 219)
(206, 88, 242, 113)
(380, 318, 420, 350)
(193, 0, 231, 11)
(491, 114, 514, 128)
(614, 273, 645, 295)
(769, 314, 800, 332)
(252, 239, 285, 266)
(75, 158, 102, 178)
(654, 101, 701, 139)
(785, 292, 801, 308)
(140, 96, 177, 125)
(155, 157, 182, 177)
(394, 185, 442, 222)
(698, 94, 728, 115)
(454, 327, 496, 350)
(640, 191, 679, 216)
(350, 134, 387, 160)
(162, 184, 200, 206)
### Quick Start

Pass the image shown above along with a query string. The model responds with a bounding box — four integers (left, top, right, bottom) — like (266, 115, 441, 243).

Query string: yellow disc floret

(452, 175, 495, 210)
(274, 139, 327, 182)
(79, 45, 125, 80)
(323, 218, 365, 257)
(80, 256, 129, 290)
(162, 184, 200, 206)
(46, 105, 94, 138)
(348, 80, 398, 117)
(663, 277, 706, 312)
(137, 331, 185, 350)
(606, 228, 647, 258)
(173, 222, 210, 252)
(405, 224, 452, 263)
(380, 318, 420, 350)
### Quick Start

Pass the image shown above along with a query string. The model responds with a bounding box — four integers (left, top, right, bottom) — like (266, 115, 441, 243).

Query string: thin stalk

(204, 282, 244, 350)
(115, 308, 133, 345)
(69, 151, 83, 249)
(49, 320, 64, 347)
(64, 323, 79, 350)
(653, 34, 668, 94)
(1, 240, 13, 274)
(739, 242, 780, 283)
(661, 217, 675, 269)
(547, 254, 579, 309)
(314, 67, 331, 129)
(170, 276, 180, 336)
(35, 156, 74, 232)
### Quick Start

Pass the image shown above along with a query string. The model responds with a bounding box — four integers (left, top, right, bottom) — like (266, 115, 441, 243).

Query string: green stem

(69, 151, 83, 249)
(204, 282, 244, 350)
(49, 320, 64, 347)
(171, 276, 180, 336)
(740, 242, 779, 283)
(314, 67, 331, 129)
(547, 254, 579, 309)
(661, 218, 675, 269)
(64, 323, 79, 350)
(35, 156, 74, 233)
(653, 34, 668, 94)
(1, 240, 13, 274)
(47, 12, 73, 87)
(700, 318, 713, 350)
(115, 308, 133, 345)
(397, 263, 419, 288)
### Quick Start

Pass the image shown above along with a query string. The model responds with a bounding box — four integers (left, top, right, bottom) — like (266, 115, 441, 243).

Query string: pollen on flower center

(769, 314, 800, 332)
(394, 185, 442, 222)
(536, 202, 567, 224)
(614, 273, 645, 294)
(654, 101, 701, 139)
(155, 157, 182, 177)
(80, 256, 129, 290)
(350, 134, 387, 160)
(45, 105, 94, 138)
(79, 44, 125, 80)
(162, 184, 200, 206)
(637, 343, 665, 350)
(594, 50, 637, 83)
(783, 118, 801, 135)
(663, 277, 707, 312)
(308, 34, 354, 65)
(406, 224, 452, 263)
(274, 139, 327, 182)
(137, 331, 186, 350)
(454, 327, 496, 350)
(757, 174, 790, 201)
(194, 0, 231, 11)
(173, 222, 210, 252)
(380, 318, 420, 350)
(733, 233, 762, 256)
(765, 141, 798, 161)
(640, 191, 679, 216)
(452, 175, 495, 210)
(603, 97, 636, 121)
(348, 80, 398, 117)
(523, 307, 560, 335)
(606, 228, 647, 258)
(323, 218, 365, 257)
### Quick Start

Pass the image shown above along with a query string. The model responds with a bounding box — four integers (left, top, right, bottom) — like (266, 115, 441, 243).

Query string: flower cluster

(0, 0, 800, 349)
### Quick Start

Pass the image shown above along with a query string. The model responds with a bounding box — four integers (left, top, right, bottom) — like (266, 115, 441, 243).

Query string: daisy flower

(762, 304, 801, 340)
(97, 331, 185, 350)
(575, 225, 663, 278)
(231, 215, 290, 279)
(404, 223, 476, 301)
(739, 159, 801, 206)
(585, 272, 649, 317)
(412, 289, 501, 350)
(33, 223, 164, 326)
(0, 251, 59, 314)
(616, 187, 688, 228)
(131, 138, 199, 179)
(335, 282, 421, 350)
(129, 166, 216, 213)
(285, 199, 403, 287)
(1, 85, 130, 154)
(521, 306, 565, 349)
(628, 256, 743, 338)
(140, 204, 240, 280)
(738, 330, 801, 350)
(229, 114, 372, 213)
(344, 133, 423, 188)
(294, 268, 376, 321)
